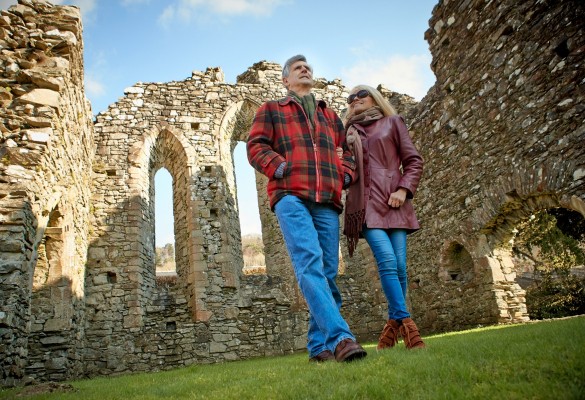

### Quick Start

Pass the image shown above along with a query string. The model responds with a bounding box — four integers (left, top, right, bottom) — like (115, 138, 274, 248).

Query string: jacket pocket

(369, 168, 392, 210)
(385, 170, 396, 199)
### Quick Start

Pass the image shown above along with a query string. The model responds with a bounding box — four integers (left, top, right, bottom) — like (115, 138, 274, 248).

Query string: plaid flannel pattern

(247, 96, 355, 212)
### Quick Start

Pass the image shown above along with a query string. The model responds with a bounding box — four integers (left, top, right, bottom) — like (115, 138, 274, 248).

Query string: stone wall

(0, 0, 94, 386)
(84, 62, 372, 376)
(0, 0, 583, 387)
(405, 0, 584, 332)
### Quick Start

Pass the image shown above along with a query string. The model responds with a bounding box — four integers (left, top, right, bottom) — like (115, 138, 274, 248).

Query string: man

(247, 54, 367, 363)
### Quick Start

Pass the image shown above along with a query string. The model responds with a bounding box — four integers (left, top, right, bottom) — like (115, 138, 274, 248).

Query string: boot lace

(400, 320, 424, 349)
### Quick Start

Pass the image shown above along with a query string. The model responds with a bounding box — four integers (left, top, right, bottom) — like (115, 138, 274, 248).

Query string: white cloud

(0, 0, 98, 23)
(158, 4, 184, 27)
(85, 75, 105, 97)
(205, 0, 284, 16)
(20, 0, 99, 21)
(341, 54, 435, 101)
(121, 0, 150, 5)
(68, 0, 96, 13)
(158, 0, 288, 26)
(84, 49, 109, 111)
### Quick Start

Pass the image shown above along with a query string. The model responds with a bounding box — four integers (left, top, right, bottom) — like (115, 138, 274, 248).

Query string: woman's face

(348, 88, 375, 115)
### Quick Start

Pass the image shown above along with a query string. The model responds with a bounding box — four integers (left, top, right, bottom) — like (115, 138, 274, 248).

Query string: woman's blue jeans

(362, 227, 411, 321)
(274, 195, 355, 357)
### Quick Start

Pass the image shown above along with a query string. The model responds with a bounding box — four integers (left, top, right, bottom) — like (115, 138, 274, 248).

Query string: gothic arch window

(218, 99, 268, 275)
(148, 130, 191, 286)
(154, 167, 176, 278)
(234, 141, 265, 275)
(129, 125, 204, 321)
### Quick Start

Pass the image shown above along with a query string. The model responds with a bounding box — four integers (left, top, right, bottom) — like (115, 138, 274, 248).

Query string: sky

(1, 0, 438, 245)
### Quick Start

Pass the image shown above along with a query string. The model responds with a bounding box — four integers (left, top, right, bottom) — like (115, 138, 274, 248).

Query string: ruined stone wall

(0, 0, 94, 386)
(84, 61, 387, 376)
(405, 0, 584, 332)
(1, 0, 584, 387)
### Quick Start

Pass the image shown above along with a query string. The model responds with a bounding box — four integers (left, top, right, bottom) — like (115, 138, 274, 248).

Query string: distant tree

(241, 234, 265, 268)
(155, 243, 176, 272)
(163, 243, 174, 259)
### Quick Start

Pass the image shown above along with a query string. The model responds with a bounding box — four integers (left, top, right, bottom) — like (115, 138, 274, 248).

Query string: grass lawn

(1, 316, 584, 399)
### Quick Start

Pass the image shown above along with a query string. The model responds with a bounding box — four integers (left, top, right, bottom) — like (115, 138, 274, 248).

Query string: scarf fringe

(344, 209, 365, 257)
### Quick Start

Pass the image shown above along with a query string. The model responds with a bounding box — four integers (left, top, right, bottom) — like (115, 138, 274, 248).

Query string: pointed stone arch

(216, 97, 298, 301)
(126, 124, 208, 323)
(215, 98, 265, 283)
(217, 98, 262, 208)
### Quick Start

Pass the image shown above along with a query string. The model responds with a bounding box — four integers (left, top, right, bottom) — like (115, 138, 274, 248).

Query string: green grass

(2, 316, 584, 400)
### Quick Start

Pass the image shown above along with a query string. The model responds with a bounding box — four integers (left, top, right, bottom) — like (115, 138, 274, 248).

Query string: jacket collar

(279, 95, 327, 109)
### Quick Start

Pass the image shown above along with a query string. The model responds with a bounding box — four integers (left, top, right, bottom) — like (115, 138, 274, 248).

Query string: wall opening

(510, 208, 585, 319)
(234, 141, 265, 274)
(155, 167, 176, 276)
(439, 242, 474, 282)
(27, 207, 74, 380)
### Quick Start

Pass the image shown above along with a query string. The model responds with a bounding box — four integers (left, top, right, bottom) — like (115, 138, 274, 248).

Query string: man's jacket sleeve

(334, 113, 357, 183)
(246, 103, 286, 179)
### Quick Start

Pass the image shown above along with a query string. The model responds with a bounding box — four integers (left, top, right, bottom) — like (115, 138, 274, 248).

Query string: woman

(343, 85, 425, 350)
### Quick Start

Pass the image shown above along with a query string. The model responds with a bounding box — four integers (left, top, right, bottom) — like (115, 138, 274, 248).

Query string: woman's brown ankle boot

(377, 319, 401, 350)
(399, 318, 426, 349)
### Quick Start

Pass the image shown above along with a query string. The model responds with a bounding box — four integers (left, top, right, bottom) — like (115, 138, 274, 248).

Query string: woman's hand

(336, 147, 343, 159)
(388, 188, 407, 208)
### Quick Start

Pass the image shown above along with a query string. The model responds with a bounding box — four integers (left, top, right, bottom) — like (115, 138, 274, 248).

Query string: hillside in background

(155, 235, 265, 275)
(155, 243, 175, 273)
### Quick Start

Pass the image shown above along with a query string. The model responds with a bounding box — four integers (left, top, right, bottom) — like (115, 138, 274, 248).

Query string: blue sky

(1, 0, 438, 245)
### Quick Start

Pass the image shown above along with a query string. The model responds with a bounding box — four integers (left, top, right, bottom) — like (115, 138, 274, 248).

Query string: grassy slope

(1, 316, 584, 400)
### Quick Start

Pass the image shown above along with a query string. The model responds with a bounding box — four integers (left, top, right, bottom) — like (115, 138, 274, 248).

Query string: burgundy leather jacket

(351, 115, 423, 233)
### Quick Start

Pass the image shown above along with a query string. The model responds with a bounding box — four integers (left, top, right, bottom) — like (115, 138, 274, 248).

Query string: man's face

(283, 61, 314, 91)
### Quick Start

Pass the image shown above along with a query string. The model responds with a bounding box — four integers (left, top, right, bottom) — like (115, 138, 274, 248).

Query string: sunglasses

(347, 89, 370, 104)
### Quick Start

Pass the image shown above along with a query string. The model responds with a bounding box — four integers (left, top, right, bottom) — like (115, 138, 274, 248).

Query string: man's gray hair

(282, 54, 312, 78)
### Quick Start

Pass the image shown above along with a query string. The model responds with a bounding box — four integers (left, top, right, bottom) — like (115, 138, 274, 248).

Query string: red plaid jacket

(247, 95, 356, 212)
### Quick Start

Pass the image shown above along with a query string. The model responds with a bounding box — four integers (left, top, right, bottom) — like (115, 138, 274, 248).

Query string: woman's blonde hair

(343, 84, 397, 124)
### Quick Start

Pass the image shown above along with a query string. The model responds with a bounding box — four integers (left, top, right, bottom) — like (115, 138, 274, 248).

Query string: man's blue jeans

(362, 227, 411, 321)
(274, 195, 355, 357)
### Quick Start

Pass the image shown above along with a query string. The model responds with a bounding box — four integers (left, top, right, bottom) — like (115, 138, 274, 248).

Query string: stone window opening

(554, 38, 570, 59)
(216, 100, 274, 277)
(234, 141, 266, 275)
(439, 242, 474, 282)
(107, 271, 117, 284)
(28, 206, 74, 380)
(165, 321, 177, 331)
(154, 167, 177, 279)
(143, 127, 201, 320)
(31, 208, 73, 317)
